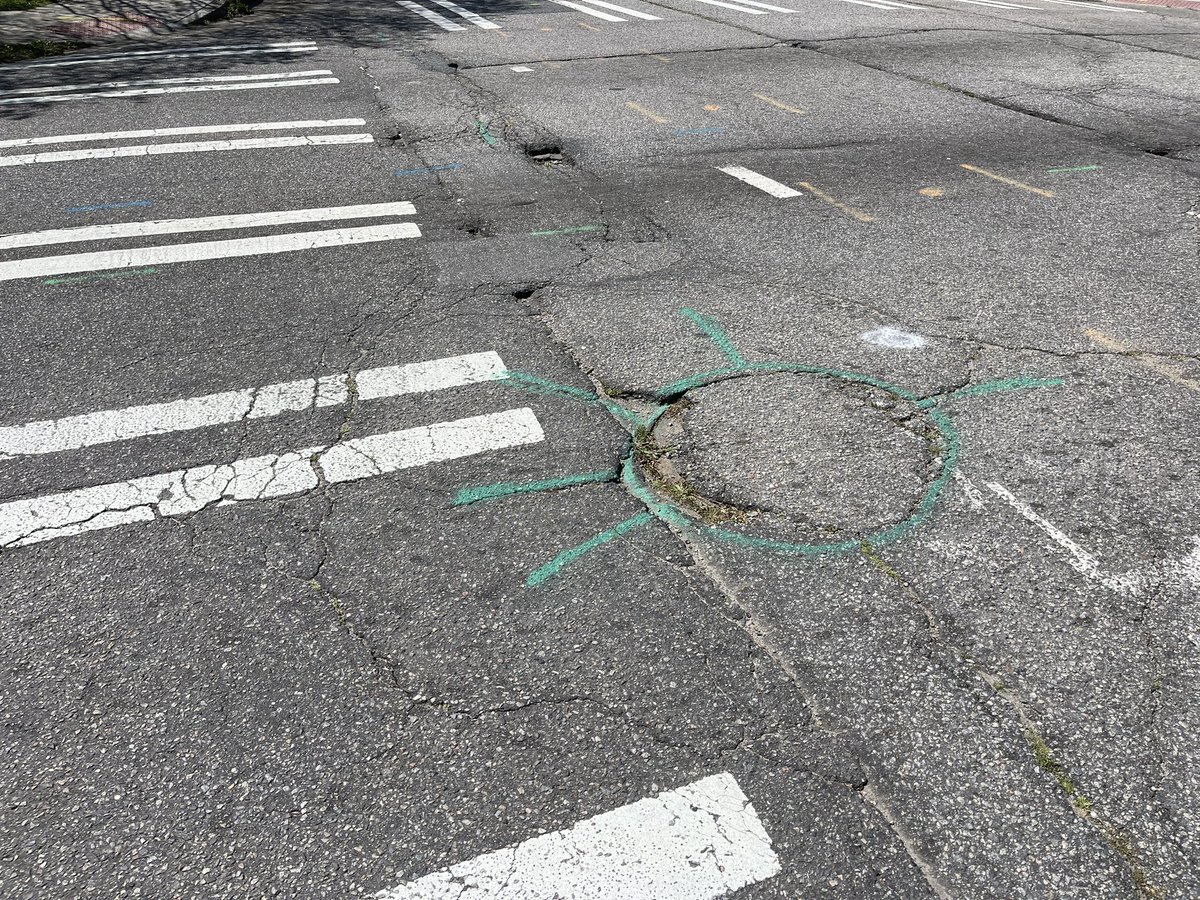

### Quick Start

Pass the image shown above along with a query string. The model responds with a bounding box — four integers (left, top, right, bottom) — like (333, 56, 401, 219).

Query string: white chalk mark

(397, 0, 468, 29)
(0, 78, 340, 105)
(0, 223, 421, 282)
(548, 0, 627, 19)
(860, 326, 928, 350)
(0, 119, 367, 150)
(716, 165, 802, 198)
(574, 0, 664, 18)
(0, 134, 373, 168)
(0, 352, 506, 460)
(0, 409, 544, 550)
(374, 773, 780, 900)
(14, 42, 319, 69)
(0, 69, 334, 99)
(429, 0, 502, 27)
(0, 201, 416, 251)
(952, 470, 986, 511)
(682, 0, 771, 12)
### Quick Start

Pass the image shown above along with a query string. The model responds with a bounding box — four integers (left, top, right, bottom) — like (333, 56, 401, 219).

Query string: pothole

(634, 372, 941, 544)
(524, 143, 573, 169)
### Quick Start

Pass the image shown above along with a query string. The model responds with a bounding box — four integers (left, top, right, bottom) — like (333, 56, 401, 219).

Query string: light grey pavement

(0, 0, 1198, 897)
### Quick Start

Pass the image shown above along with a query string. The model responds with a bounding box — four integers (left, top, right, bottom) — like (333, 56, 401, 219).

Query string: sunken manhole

(635, 372, 942, 546)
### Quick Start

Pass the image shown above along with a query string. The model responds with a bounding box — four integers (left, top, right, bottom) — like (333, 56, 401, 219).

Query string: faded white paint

(17, 42, 319, 69)
(0, 134, 373, 167)
(548, 0, 627, 20)
(0, 78, 339, 106)
(0, 69, 334, 99)
(397, 1, 468, 30)
(374, 773, 780, 900)
(0, 119, 367, 150)
(573, 0, 664, 19)
(860, 326, 928, 350)
(429, 0, 501, 27)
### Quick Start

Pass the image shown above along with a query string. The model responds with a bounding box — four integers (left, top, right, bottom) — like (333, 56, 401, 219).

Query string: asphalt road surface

(1, 0, 1198, 896)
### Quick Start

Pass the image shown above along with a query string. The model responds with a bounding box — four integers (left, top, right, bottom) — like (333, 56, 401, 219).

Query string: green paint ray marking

(502, 370, 643, 424)
(940, 376, 1064, 403)
(526, 512, 653, 587)
(1047, 165, 1101, 173)
(454, 470, 615, 506)
(529, 225, 604, 237)
(679, 307, 746, 368)
(474, 119, 498, 146)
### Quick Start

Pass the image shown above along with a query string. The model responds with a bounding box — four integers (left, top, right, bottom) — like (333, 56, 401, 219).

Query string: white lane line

(717, 165, 803, 199)
(1037, 0, 1138, 7)
(713, 0, 798, 11)
(681, 0, 771, 11)
(0, 78, 340, 105)
(0, 69, 334, 99)
(0, 134, 373, 168)
(548, 0, 628, 18)
(0, 352, 506, 460)
(0, 408, 544, 550)
(429, 0, 502, 27)
(374, 773, 780, 900)
(0, 201, 416, 251)
(574, 0, 664, 19)
(942, 0, 1040, 8)
(397, 0, 468, 29)
(842, 0, 925, 9)
(15, 41, 317, 68)
(0, 118, 367, 150)
(0, 222, 422, 282)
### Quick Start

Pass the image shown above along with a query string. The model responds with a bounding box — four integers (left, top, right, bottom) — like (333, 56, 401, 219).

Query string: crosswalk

(7, 40, 320, 70)
(0, 68, 339, 106)
(396, 0, 502, 30)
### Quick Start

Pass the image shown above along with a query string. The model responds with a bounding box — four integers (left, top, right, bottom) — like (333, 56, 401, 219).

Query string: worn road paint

(0, 133, 373, 167)
(374, 773, 778, 898)
(1084, 328, 1200, 394)
(574, 0, 663, 18)
(0, 223, 422, 282)
(0, 202, 416, 252)
(716, 0, 798, 10)
(14, 41, 317, 69)
(716, 165, 802, 198)
(626, 101, 670, 124)
(453, 470, 615, 506)
(674, 126, 726, 136)
(682, 0, 769, 12)
(474, 119, 499, 146)
(860, 326, 927, 350)
(395, 162, 465, 176)
(66, 199, 153, 214)
(960, 164, 1054, 198)
(952, 470, 987, 510)
(397, 0, 468, 30)
(0, 409, 544, 550)
(429, 0, 501, 27)
(0, 77, 340, 105)
(550, 0, 626, 19)
(796, 180, 876, 222)
(578, 20, 603, 29)
(1039, 0, 1138, 9)
(529, 224, 604, 236)
(918, 187, 944, 197)
(0, 352, 506, 460)
(751, 92, 806, 115)
(510, 65, 534, 72)
(43, 267, 158, 286)
(0, 119, 367, 150)
(0, 69, 335, 100)
(1047, 165, 1101, 173)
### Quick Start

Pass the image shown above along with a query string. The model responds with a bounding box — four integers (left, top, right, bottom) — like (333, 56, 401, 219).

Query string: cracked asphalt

(0, 0, 1198, 896)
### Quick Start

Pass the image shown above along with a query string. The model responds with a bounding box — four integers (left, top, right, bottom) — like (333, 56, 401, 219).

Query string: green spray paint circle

(624, 362, 961, 555)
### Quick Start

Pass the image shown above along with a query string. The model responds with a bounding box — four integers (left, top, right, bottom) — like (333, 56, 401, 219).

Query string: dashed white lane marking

(0, 352, 506, 460)
(0, 69, 335, 99)
(0, 118, 367, 150)
(571, 0, 665, 19)
(0, 72, 339, 106)
(0, 408, 544, 550)
(429, 0, 502, 27)
(716, 165, 803, 198)
(13, 41, 318, 69)
(397, 0, 468, 29)
(374, 773, 780, 900)
(0, 222, 421, 282)
(0, 201, 416, 251)
(549, 0, 628, 19)
(0, 134, 373, 167)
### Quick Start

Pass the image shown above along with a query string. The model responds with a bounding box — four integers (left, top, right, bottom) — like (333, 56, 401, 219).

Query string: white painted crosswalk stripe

(679, 0, 770, 13)
(554, 0, 665, 18)
(397, 0, 467, 29)
(374, 773, 780, 900)
(1036, 0, 1139, 9)
(0, 352, 507, 460)
(549, 0, 629, 18)
(0, 69, 335, 99)
(0, 134, 374, 168)
(711, 0, 798, 12)
(0, 202, 416, 251)
(0, 119, 367, 150)
(0, 78, 339, 106)
(717, 165, 803, 198)
(13, 41, 319, 69)
(0, 223, 421, 282)
(429, 0, 502, 27)
(0, 408, 544, 550)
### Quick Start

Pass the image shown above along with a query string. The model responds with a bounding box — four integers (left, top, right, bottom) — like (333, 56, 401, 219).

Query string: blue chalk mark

(672, 126, 726, 137)
(394, 163, 465, 177)
(67, 200, 153, 214)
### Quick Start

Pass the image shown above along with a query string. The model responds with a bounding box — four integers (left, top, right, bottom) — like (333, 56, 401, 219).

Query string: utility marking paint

(0, 409, 543, 550)
(1084, 328, 1200, 394)
(0, 202, 417, 251)
(573, 0, 663, 18)
(578, 20, 604, 29)
(674, 126, 726, 136)
(66, 200, 153, 214)
(43, 267, 158, 286)
(454, 470, 616, 506)
(751, 92, 806, 115)
(682, 307, 745, 366)
(796, 181, 876, 222)
(528, 513, 652, 586)
(682, 0, 770, 11)
(397, 0, 468, 29)
(0, 352, 506, 460)
(1046, 164, 1101, 173)
(549, 0, 626, 18)
(626, 101, 670, 124)
(1, 223, 422, 283)
(529, 225, 605, 236)
(0, 119, 368, 150)
(374, 773, 779, 898)
(429, 0, 502, 27)
(860, 326, 927, 350)
(394, 163, 465, 176)
(0, 69, 335, 99)
(14, 41, 318, 69)
(0, 134, 373, 167)
(474, 120, 499, 146)
(938, 376, 1064, 402)
(918, 187, 944, 197)
(0, 78, 340, 106)
(960, 164, 1055, 198)
(703, 103, 721, 111)
(717, 165, 802, 199)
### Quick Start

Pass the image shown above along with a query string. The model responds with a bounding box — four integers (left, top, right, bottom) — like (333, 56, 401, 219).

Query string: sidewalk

(1, 0, 227, 49)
